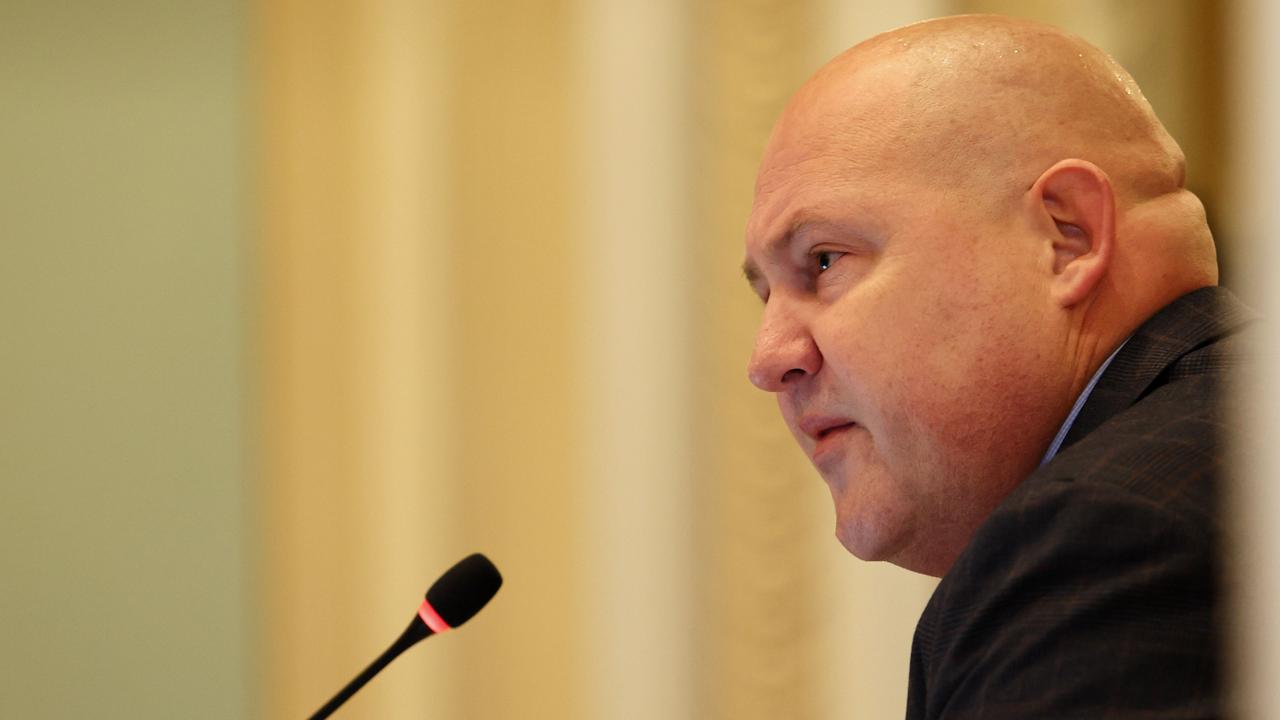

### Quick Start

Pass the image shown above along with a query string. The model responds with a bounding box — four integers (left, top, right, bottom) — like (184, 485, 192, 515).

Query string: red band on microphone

(417, 599, 452, 634)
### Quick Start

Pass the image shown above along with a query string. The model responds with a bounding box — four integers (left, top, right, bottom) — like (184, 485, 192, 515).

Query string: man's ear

(1028, 159, 1115, 307)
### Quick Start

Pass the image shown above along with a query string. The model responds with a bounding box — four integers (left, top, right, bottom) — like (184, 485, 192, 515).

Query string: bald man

(743, 15, 1253, 718)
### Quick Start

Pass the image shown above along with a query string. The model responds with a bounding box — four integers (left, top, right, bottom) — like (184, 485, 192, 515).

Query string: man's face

(743, 90, 1069, 575)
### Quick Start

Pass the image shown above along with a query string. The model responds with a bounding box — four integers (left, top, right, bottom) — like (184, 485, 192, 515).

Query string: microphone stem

(308, 616, 431, 720)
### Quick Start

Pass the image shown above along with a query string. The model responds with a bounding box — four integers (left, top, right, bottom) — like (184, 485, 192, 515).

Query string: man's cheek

(777, 396, 796, 427)
(777, 399, 807, 446)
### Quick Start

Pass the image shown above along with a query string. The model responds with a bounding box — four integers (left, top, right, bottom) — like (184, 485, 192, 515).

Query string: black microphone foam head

(425, 553, 503, 628)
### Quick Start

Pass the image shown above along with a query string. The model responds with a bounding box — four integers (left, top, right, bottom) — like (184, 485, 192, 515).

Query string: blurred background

(3, 0, 1278, 718)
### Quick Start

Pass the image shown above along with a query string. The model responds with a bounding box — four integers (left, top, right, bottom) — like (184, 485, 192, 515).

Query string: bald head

(744, 15, 1218, 574)
(779, 16, 1177, 198)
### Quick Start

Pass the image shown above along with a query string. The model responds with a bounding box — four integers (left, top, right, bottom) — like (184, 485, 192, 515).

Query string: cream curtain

(1226, 0, 1280, 717)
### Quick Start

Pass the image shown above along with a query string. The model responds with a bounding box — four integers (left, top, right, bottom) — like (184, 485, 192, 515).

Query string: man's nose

(747, 305, 821, 392)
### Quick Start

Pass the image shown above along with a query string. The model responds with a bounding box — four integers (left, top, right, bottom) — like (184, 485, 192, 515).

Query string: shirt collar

(1039, 339, 1129, 466)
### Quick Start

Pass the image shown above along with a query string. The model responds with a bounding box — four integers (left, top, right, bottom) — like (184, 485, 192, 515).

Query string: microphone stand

(308, 616, 431, 720)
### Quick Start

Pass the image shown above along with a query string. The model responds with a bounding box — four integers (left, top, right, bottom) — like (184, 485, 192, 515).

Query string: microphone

(308, 553, 503, 719)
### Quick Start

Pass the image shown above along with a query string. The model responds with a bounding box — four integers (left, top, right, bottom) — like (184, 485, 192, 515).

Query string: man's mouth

(817, 422, 856, 439)
(798, 416, 859, 467)
(798, 414, 858, 442)
(810, 422, 857, 468)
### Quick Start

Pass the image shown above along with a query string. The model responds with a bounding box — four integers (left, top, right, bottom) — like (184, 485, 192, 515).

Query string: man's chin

(834, 518, 900, 563)
(833, 502, 929, 567)
(838, 520, 953, 576)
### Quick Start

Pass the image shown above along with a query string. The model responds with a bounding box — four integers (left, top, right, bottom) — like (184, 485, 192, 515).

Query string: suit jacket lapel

(1059, 286, 1257, 451)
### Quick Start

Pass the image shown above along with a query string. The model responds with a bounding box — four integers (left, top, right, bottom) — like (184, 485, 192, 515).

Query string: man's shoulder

(1012, 285, 1256, 531)
(1030, 370, 1226, 521)
(909, 402, 1226, 718)
(923, 325, 1237, 638)
(909, 472, 1223, 717)
(928, 375, 1226, 630)
(905, 292, 1252, 719)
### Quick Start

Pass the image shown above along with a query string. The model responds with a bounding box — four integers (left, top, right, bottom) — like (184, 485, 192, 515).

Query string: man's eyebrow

(741, 218, 816, 290)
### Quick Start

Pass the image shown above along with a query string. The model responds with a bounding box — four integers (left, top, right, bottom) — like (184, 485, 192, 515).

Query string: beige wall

(0, 1, 250, 717)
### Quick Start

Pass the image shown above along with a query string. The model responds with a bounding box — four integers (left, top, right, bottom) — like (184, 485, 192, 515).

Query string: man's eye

(815, 250, 844, 272)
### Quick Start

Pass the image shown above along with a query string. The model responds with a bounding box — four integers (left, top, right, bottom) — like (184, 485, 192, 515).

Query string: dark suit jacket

(905, 286, 1257, 720)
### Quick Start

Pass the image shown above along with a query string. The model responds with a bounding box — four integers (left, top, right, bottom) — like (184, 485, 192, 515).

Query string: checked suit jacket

(905, 286, 1257, 720)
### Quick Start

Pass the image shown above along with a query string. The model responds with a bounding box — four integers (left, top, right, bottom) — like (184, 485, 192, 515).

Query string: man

(742, 14, 1254, 718)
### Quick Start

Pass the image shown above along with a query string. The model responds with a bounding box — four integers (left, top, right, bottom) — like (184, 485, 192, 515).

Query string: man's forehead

(755, 65, 912, 190)
(742, 174, 807, 292)
(744, 157, 805, 261)
(741, 51, 922, 278)
(746, 123, 887, 248)
(751, 104, 863, 216)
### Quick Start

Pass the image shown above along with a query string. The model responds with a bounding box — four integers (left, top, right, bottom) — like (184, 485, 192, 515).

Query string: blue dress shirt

(1039, 340, 1128, 466)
